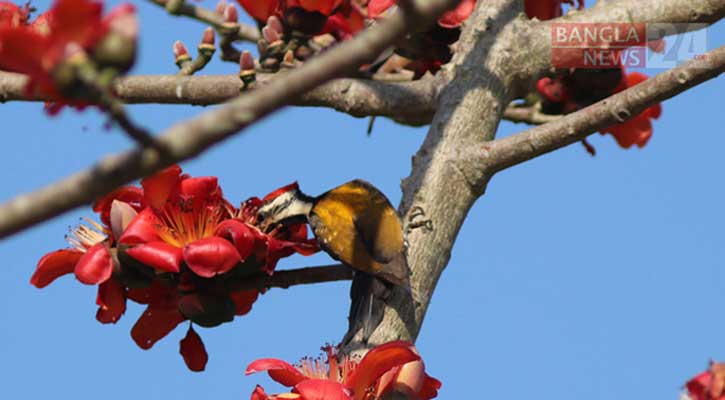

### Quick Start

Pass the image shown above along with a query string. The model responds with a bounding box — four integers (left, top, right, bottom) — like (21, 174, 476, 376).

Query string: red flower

(321, 4, 365, 40)
(246, 341, 440, 400)
(685, 362, 725, 400)
(0, 0, 136, 104)
(368, 0, 475, 28)
(119, 165, 242, 278)
(525, 0, 584, 20)
(600, 71, 662, 148)
(32, 165, 317, 371)
(237, 0, 280, 22)
(30, 195, 139, 324)
(536, 66, 661, 150)
(287, 0, 343, 16)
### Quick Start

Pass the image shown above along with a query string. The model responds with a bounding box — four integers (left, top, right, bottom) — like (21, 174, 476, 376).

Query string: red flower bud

(173, 40, 189, 58)
(201, 27, 215, 46)
(223, 4, 238, 23)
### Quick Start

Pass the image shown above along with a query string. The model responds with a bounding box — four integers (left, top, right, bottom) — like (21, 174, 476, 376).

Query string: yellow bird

(256, 180, 410, 288)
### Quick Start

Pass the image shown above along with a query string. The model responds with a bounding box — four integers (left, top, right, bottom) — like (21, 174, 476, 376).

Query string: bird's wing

(353, 202, 404, 264)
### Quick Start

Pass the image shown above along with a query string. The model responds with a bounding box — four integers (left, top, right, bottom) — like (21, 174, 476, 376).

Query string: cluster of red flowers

(537, 67, 662, 150)
(246, 341, 440, 400)
(237, 0, 365, 39)
(31, 165, 318, 371)
(0, 0, 137, 112)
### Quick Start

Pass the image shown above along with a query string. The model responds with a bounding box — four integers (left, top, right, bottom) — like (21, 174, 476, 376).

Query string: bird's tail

(344, 272, 391, 345)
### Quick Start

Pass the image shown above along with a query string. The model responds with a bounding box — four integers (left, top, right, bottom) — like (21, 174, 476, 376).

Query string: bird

(256, 179, 409, 286)
(255, 179, 410, 341)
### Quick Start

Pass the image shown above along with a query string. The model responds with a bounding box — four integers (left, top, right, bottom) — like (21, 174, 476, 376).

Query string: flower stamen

(65, 217, 108, 251)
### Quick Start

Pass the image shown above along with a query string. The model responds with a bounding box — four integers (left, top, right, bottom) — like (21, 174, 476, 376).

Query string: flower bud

(238, 51, 256, 89)
(198, 27, 216, 57)
(281, 49, 296, 68)
(266, 16, 284, 36)
(93, 5, 138, 72)
(173, 40, 192, 67)
(109, 200, 138, 240)
(214, 0, 227, 16)
(223, 4, 238, 23)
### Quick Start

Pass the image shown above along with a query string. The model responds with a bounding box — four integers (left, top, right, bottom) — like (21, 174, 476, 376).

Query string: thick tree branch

(342, 0, 527, 352)
(340, 0, 724, 354)
(486, 45, 725, 173)
(231, 264, 352, 291)
(0, 0, 462, 239)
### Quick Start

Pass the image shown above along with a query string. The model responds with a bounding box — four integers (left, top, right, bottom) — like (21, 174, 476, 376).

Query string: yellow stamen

(156, 205, 223, 247)
(66, 217, 108, 251)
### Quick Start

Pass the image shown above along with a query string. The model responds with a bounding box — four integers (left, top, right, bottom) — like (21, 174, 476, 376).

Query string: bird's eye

(256, 213, 266, 223)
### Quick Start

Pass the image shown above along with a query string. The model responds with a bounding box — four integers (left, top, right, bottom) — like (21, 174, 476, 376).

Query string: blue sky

(0, 1, 723, 399)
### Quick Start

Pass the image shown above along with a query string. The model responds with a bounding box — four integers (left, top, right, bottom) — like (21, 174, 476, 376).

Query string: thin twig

(147, 0, 260, 43)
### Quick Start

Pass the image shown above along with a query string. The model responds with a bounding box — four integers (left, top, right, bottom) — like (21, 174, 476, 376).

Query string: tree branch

(340, 0, 724, 354)
(0, 0, 462, 239)
(521, 0, 725, 88)
(0, 72, 574, 126)
(231, 264, 352, 291)
(485, 45, 725, 173)
(342, 0, 527, 353)
(0, 72, 440, 127)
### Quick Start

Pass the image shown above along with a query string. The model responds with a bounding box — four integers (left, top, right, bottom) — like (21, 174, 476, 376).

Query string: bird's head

(256, 182, 314, 232)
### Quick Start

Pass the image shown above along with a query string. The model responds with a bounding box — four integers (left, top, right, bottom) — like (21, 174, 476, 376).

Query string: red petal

(601, 114, 653, 149)
(180, 325, 208, 372)
(238, 0, 280, 22)
(246, 358, 308, 387)
(438, 0, 475, 28)
(127, 280, 177, 305)
(118, 208, 163, 244)
(367, 0, 395, 19)
(0, 27, 55, 95)
(74, 243, 114, 285)
(251, 385, 271, 400)
(525, 0, 562, 20)
(419, 375, 442, 400)
(96, 279, 127, 324)
(686, 371, 711, 400)
(31, 249, 82, 288)
(296, 0, 341, 15)
(142, 165, 182, 209)
(647, 102, 662, 120)
(230, 290, 259, 316)
(348, 341, 420, 400)
(215, 220, 257, 261)
(174, 176, 220, 212)
(125, 241, 183, 273)
(183, 237, 241, 278)
(93, 186, 144, 226)
(294, 379, 352, 400)
(131, 303, 185, 349)
(263, 182, 299, 201)
(50, 0, 104, 47)
(625, 71, 649, 87)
